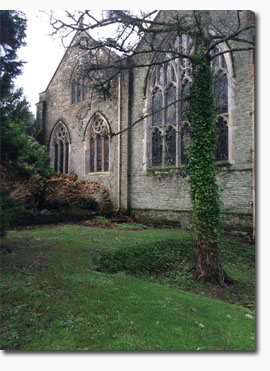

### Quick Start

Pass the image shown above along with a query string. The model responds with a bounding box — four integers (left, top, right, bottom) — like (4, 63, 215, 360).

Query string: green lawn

(0, 224, 255, 350)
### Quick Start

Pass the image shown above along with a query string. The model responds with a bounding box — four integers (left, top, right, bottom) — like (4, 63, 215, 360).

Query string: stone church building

(36, 10, 255, 234)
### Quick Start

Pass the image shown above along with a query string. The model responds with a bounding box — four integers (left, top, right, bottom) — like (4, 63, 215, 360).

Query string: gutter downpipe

(127, 58, 133, 215)
(251, 47, 255, 240)
(117, 74, 122, 212)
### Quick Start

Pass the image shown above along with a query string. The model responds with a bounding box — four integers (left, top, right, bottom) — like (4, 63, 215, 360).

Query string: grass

(0, 224, 255, 350)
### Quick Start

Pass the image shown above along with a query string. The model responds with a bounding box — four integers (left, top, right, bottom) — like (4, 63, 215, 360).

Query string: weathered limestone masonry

(37, 10, 255, 234)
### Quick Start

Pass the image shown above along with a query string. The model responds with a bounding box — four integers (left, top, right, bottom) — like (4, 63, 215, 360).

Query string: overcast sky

(15, 10, 69, 114)
(11, 2, 261, 116)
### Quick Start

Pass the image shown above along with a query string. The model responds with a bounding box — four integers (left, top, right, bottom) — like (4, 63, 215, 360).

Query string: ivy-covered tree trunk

(187, 56, 225, 285)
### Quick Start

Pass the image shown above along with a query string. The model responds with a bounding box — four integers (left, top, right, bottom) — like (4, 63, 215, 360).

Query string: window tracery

(87, 114, 110, 173)
(147, 37, 231, 167)
(212, 47, 229, 161)
(50, 122, 70, 173)
(149, 35, 192, 167)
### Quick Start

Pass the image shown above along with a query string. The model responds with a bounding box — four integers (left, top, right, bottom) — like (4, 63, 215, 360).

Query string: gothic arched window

(86, 114, 110, 173)
(148, 35, 192, 167)
(50, 122, 70, 173)
(71, 78, 87, 104)
(212, 47, 230, 161)
(147, 38, 232, 168)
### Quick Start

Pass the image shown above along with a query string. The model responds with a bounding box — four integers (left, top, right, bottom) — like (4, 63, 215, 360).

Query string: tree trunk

(195, 239, 225, 285)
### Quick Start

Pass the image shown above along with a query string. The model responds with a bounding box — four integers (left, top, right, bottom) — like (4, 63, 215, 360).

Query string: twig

(12, 266, 37, 276)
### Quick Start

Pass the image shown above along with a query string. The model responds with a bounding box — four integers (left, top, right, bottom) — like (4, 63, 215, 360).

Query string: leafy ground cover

(0, 224, 255, 350)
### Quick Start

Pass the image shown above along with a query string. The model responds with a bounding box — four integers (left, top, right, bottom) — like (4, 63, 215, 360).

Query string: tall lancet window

(85, 113, 110, 173)
(50, 122, 70, 173)
(148, 35, 193, 167)
(212, 47, 230, 161)
(146, 36, 232, 168)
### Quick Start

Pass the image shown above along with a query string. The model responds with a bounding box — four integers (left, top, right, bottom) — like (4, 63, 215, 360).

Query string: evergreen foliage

(0, 187, 16, 237)
(0, 10, 26, 97)
(0, 11, 53, 237)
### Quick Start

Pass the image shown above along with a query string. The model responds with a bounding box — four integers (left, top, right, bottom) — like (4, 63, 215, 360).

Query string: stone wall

(38, 10, 255, 234)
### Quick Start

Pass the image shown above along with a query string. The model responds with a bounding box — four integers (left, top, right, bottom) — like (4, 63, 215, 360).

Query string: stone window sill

(86, 172, 109, 176)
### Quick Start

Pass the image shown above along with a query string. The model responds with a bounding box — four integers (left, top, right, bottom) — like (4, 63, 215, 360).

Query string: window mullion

(101, 136, 105, 172)
(94, 137, 97, 172)
(176, 81, 180, 166)
(162, 89, 166, 167)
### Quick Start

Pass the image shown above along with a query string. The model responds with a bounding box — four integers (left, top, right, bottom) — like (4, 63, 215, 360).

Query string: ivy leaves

(186, 56, 220, 246)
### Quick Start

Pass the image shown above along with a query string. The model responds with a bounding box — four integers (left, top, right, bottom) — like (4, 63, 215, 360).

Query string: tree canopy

(0, 10, 27, 97)
(0, 10, 53, 237)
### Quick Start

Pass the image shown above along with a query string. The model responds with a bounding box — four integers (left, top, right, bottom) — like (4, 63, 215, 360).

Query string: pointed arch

(49, 121, 71, 173)
(211, 42, 234, 162)
(84, 112, 111, 173)
(143, 34, 234, 169)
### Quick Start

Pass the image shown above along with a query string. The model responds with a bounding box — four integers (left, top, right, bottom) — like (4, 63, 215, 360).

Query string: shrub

(44, 199, 69, 211)
(93, 216, 110, 225)
(43, 174, 111, 211)
(0, 186, 16, 237)
(3, 172, 111, 213)
(93, 239, 194, 276)
(78, 197, 98, 210)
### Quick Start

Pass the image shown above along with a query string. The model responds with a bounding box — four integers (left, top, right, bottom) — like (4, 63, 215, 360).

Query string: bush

(93, 239, 194, 276)
(93, 216, 110, 225)
(0, 186, 16, 237)
(2, 172, 111, 214)
(78, 197, 98, 210)
(44, 199, 69, 211)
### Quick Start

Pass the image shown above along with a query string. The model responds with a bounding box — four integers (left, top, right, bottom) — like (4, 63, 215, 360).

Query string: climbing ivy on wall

(186, 56, 224, 284)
